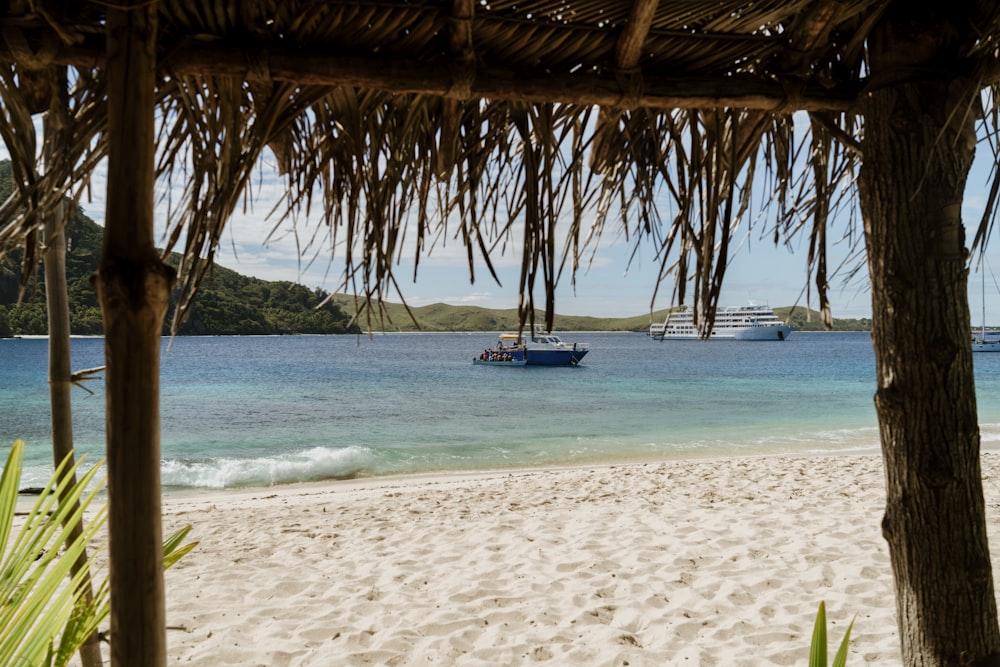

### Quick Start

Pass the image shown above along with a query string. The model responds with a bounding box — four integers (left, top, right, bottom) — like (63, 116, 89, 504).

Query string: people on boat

(477, 348, 516, 362)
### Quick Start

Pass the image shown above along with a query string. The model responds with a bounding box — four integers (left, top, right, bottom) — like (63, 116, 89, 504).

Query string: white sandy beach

(150, 453, 1000, 666)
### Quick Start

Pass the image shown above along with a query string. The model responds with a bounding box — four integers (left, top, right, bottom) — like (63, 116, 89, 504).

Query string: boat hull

(733, 326, 792, 340)
(518, 348, 588, 366)
(653, 326, 794, 341)
(473, 358, 528, 366)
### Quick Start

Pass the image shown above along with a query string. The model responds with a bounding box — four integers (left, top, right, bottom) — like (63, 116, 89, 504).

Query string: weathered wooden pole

(859, 4, 1000, 664)
(96, 2, 175, 665)
(39, 64, 104, 667)
(44, 201, 104, 667)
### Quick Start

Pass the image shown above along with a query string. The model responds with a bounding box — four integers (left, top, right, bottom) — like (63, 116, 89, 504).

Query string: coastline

(148, 451, 983, 665)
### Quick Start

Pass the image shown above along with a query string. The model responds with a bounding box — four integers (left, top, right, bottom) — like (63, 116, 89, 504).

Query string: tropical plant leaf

(163, 525, 198, 571)
(809, 600, 854, 667)
(809, 600, 828, 667)
(0, 442, 197, 667)
(0, 441, 106, 667)
(831, 613, 856, 667)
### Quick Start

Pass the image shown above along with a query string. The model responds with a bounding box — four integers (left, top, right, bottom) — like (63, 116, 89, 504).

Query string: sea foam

(160, 445, 373, 489)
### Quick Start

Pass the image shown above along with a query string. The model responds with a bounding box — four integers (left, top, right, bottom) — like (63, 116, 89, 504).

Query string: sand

(151, 453, 1000, 666)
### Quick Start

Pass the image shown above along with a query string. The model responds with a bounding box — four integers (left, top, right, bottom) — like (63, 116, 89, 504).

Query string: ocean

(4, 331, 1000, 492)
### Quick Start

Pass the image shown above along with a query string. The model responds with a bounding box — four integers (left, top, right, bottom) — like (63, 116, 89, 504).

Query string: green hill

(0, 217, 362, 337)
(0, 162, 872, 336)
(0, 212, 873, 335)
(332, 297, 667, 333)
(775, 306, 872, 332)
(332, 299, 872, 333)
(2, 214, 873, 335)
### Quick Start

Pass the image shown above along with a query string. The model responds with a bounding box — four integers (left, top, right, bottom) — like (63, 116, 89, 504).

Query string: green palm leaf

(0, 440, 106, 667)
(809, 601, 855, 667)
(809, 601, 828, 666)
(0, 441, 198, 667)
(163, 525, 197, 571)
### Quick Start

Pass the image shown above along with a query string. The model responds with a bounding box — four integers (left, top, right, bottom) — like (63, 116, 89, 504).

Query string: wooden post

(859, 5, 1000, 664)
(97, 2, 175, 666)
(44, 204, 104, 667)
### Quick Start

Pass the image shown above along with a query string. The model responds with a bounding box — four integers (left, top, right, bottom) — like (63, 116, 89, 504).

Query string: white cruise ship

(649, 303, 794, 341)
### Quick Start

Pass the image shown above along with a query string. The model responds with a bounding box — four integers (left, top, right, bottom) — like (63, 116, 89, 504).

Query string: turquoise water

(5, 331, 1000, 492)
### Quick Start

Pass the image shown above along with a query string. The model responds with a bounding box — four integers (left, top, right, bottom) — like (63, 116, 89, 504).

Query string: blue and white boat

(477, 330, 589, 366)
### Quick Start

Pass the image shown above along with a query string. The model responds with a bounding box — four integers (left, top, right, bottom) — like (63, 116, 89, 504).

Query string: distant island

(328, 297, 872, 334)
(0, 162, 871, 337)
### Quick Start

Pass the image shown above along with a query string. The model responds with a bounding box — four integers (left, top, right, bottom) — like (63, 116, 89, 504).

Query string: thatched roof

(0, 1, 998, 330)
(7, 6, 1000, 665)
(2, 1, 883, 108)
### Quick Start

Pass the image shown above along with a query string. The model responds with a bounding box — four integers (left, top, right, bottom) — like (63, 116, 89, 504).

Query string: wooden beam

(614, 0, 659, 69)
(449, 0, 474, 55)
(788, 0, 842, 52)
(0, 39, 859, 112)
(601, 0, 659, 169)
(439, 0, 475, 175)
(776, 0, 843, 76)
(161, 43, 858, 112)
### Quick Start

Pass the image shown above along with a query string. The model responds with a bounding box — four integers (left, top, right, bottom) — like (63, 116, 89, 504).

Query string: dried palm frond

(154, 74, 311, 334)
(973, 83, 1000, 256)
(0, 0, 953, 337)
(584, 105, 852, 336)
(156, 84, 864, 338)
(0, 65, 107, 298)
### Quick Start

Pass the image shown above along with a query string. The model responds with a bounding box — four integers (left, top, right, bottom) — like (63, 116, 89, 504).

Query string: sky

(7, 123, 1000, 322)
(72, 165, 875, 320)
(71, 149, 880, 321)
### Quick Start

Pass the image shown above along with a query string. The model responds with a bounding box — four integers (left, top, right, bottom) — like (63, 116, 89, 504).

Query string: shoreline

(159, 446, 889, 499)
(148, 451, 983, 665)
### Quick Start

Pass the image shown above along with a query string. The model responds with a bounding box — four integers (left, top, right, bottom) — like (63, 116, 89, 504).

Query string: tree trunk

(859, 7, 1000, 665)
(97, 2, 175, 666)
(43, 209, 104, 667)
(41, 75, 103, 667)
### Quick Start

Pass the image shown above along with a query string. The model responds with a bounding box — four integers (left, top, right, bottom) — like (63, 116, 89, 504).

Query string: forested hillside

(0, 222, 361, 337)
(0, 161, 360, 337)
